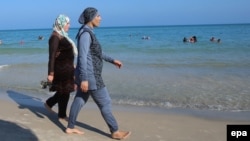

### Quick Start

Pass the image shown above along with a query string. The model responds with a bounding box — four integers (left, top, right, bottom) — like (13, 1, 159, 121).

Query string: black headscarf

(78, 7, 98, 24)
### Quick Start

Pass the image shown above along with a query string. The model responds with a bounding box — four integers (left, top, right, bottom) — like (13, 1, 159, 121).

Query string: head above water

(78, 7, 98, 24)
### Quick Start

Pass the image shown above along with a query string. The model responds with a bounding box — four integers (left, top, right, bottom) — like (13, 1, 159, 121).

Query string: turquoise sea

(0, 24, 250, 113)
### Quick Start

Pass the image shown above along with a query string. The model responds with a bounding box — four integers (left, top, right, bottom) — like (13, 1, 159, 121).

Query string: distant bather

(210, 37, 221, 43)
(38, 36, 44, 40)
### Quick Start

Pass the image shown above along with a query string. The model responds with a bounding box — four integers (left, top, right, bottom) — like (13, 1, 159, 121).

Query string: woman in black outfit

(44, 14, 77, 120)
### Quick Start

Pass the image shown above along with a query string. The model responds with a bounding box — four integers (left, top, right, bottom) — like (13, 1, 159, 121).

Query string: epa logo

(227, 125, 250, 141)
(231, 131, 247, 138)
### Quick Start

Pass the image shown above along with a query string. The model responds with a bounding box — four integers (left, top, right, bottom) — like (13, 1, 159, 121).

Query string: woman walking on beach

(44, 14, 77, 121)
(65, 7, 131, 140)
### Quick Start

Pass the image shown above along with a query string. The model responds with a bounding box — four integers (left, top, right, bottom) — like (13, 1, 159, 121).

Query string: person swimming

(142, 36, 150, 40)
(210, 37, 221, 43)
(189, 36, 197, 43)
(182, 36, 197, 43)
(38, 36, 44, 40)
(183, 37, 188, 43)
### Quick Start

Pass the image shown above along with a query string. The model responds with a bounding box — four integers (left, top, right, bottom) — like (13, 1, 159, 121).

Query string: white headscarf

(53, 14, 78, 56)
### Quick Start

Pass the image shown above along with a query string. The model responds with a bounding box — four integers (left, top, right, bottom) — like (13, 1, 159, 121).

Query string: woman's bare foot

(111, 131, 131, 140)
(65, 128, 84, 135)
(59, 117, 69, 121)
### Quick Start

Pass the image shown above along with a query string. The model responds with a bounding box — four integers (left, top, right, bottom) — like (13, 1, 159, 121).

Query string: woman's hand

(47, 75, 54, 82)
(80, 81, 88, 93)
(113, 60, 123, 69)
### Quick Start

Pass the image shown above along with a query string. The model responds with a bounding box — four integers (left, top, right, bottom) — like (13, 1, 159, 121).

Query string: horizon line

(1, 23, 249, 31)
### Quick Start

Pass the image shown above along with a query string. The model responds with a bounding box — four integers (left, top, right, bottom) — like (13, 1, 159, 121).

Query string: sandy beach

(0, 89, 249, 141)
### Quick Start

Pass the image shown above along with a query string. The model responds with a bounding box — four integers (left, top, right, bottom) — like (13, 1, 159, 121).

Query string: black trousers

(46, 92, 70, 118)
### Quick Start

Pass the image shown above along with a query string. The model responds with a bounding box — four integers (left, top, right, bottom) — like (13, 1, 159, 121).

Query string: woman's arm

(78, 32, 91, 82)
(47, 35, 60, 81)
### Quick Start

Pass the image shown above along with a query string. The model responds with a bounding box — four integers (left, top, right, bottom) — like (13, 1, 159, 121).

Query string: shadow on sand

(7, 90, 110, 138)
(0, 119, 39, 141)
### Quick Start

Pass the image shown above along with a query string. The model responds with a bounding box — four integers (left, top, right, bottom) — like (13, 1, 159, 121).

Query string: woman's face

(92, 14, 101, 27)
(63, 22, 70, 32)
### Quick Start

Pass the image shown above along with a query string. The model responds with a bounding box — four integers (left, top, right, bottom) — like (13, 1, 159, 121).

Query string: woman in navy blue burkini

(65, 7, 131, 140)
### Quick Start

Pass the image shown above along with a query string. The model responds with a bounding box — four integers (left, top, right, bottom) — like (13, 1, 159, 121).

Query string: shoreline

(0, 88, 250, 141)
(1, 88, 250, 121)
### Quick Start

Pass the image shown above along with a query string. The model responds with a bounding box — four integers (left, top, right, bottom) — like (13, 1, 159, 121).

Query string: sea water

(0, 24, 250, 112)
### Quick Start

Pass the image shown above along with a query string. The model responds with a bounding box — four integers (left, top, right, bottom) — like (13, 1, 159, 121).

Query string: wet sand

(0, 89, 249, 141)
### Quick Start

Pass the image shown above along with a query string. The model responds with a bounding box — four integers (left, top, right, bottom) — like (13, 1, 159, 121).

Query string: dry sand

(0, 89, 249, 141)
